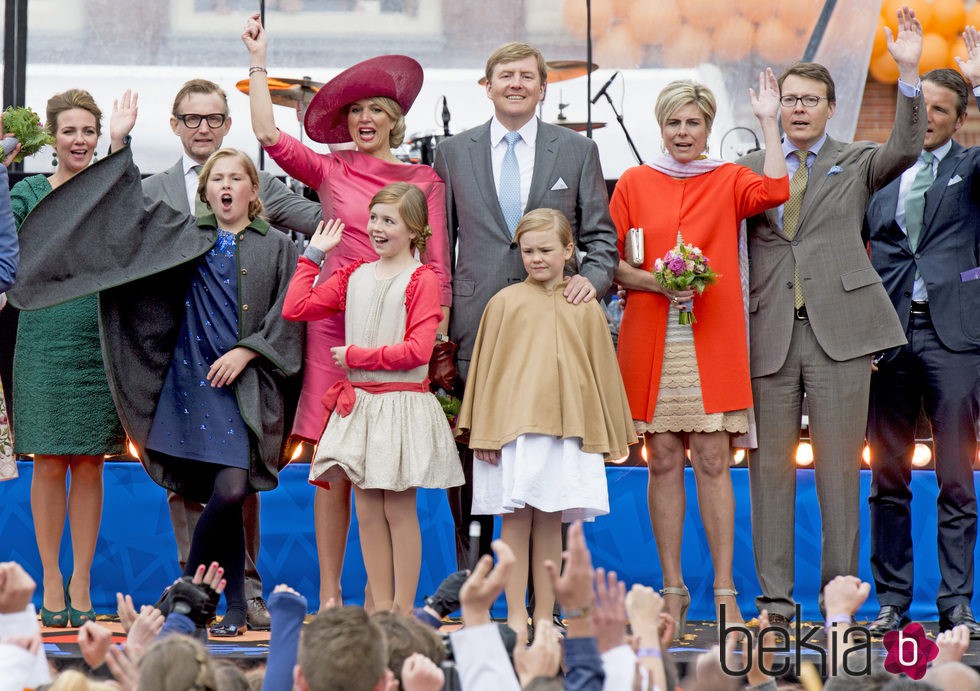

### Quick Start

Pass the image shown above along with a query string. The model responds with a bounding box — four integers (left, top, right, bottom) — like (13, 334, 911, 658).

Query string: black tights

(184, 466, 249, 626)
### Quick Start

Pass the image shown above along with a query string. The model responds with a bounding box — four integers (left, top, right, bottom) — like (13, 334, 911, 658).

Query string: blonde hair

(197, 148, 264, 220)
(485, 42, 548, 86)
(351, 96, 407, 148)
(48, 670, 115, 691)
(514, 208, 574, 248)
(369, 182, 431, 253)
(138, 635, 217, 691)
(654, 80, 717, 136)
(46, 88, 103, 138)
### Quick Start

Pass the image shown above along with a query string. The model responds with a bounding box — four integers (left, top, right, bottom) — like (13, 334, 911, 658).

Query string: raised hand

(0, 562, 36, 613)
(935, 624, 970, 665)
(593, 567, 627, 654)
(241, 12, 268, 59)
(109, 90, 139, 149)
(309, 219, 345, 254)
(127, 605, 164, 651)
(116, 592, 138, 634)
(954, 26, 980, 87)
(885, 5, 923, 81)
(514, 619, 562, 685)
(459, 539, 515, 626)
(78, 621, 113, 668)
(400, 652, 445, 691)
(749, 67, 780, 122)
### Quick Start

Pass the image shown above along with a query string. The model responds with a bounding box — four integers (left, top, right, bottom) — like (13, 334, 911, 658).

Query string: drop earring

(91, 150, 98, 162)
(51, 150, 57, 167)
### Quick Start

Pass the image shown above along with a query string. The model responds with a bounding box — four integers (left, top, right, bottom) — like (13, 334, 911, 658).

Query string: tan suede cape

(457, 278, 636, 460)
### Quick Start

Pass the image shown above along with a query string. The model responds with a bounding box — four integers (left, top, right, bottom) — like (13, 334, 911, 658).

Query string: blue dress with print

(146, 230, 249, 467)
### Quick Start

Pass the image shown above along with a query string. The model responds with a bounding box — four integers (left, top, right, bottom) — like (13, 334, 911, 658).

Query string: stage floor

(3, 461, 979, 622)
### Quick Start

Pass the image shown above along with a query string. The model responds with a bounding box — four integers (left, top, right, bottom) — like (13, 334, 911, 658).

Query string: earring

(91, 150, 98, 162)
(51, 150, 57, 167)
(660, 143, 666, 154)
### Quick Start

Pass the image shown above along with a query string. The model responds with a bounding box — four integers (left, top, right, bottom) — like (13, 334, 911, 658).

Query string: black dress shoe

(939, 604, 980, 639)
(246, 596, 271, 631)
(209, 620, 247, 637)
(867, 605, 910, 637)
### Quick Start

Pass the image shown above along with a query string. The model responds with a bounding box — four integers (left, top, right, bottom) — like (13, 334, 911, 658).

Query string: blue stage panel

(0, 462, 964, 621)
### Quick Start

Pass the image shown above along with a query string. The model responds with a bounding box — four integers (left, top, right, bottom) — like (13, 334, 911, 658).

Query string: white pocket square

(551, 178, 568, 191)
(948, 174, 963, 186)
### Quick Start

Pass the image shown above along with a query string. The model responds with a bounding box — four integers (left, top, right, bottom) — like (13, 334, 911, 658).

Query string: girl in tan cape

(457, 208, 635, 635)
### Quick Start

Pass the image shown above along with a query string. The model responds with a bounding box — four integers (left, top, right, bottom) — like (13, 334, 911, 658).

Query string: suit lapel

(795, 137, 843, 234)
(527, 120, 558, 210)
(922, 140, 963, 232)
(162, 160, 191, 214)
(467, 121, 511, 239)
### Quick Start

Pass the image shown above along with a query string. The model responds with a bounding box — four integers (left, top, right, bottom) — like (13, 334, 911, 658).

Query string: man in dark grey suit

(433, 42, 617, 565)
(143, 78, 321, 630)
(864, 66, 980, 637)
(737, 8, 925, 629)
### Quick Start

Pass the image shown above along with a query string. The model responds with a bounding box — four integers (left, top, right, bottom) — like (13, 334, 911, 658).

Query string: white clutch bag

(624, 227, 644, 267)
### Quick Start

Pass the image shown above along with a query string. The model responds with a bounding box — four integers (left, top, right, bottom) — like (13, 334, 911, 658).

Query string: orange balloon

(738, 1, 775, 25)
(777, 2, 819, 34)
(872, 14, 889, 58)
(948, 35, 968, 71)
(869, 50, 900, 83)
(712, 15, 755, 63)
(679, 0, 734, 31)
(755, 19, 801, 66)
(930, 0, 967, 38)
(920, 32, 951, 72)
(662, 25, 712, 68)
(968, 2, 980, 29)
(884, 0, 934, 33)
(596, 24, 644, 68)
(629, 0, 680, 47)
(563, 0, 613, 40)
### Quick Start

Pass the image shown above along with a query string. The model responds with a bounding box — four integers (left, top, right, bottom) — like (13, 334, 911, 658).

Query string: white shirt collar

(923, 138, 953, 164)
(490, 116, 538, 149)
(181, 152, 203, 176)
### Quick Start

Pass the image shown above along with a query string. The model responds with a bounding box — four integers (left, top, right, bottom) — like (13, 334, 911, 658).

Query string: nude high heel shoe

(659, 585, 691, 641)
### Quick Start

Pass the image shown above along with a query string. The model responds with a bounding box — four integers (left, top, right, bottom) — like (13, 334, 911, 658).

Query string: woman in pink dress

(243, 14, 451, 609)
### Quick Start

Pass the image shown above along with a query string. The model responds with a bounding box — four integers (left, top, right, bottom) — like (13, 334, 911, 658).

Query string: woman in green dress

(12, 88, 136, 627)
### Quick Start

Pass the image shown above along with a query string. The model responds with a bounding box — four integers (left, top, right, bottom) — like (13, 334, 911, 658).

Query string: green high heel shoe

(65, 576, 96, 627)
(40, 603, 70, 628)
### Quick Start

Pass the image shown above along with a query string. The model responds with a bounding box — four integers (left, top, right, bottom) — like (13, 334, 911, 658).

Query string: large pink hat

(304, 54, 423, 144)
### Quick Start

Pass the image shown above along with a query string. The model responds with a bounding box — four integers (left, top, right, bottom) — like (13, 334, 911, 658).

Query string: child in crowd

(282, 182, 462, 614)
(456, 208, 635, 635)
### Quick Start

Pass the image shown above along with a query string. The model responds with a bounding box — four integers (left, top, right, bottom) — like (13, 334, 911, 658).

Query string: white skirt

(310, 389, 463, 492)
(472, 434, 609, 522)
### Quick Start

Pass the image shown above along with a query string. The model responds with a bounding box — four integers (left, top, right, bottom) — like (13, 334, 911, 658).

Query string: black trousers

(868, 310, 980, 613)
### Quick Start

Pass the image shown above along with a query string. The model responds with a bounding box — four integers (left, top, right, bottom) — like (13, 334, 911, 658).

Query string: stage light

(912, 443, 932, 468)
(641, 445, 648, 463)
(290, 441, 306, 462)
(733, 449, 746, 464)
(127, 440, 139, 460)
(796, 441, 813, 467)
(862, 445, 871, 466)
(611, 453, 629, 464)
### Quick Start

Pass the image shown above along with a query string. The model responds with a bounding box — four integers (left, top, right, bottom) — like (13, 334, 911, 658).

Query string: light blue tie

(499, 131, 522, 236)
(904, 151, 934, 252)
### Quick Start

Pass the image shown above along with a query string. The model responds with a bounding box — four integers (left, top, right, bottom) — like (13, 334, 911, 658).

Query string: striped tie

(782, 150, 809, 310)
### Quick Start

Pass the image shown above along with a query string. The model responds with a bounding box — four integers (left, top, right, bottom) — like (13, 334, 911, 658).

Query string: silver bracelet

(249, 66, 268, 76)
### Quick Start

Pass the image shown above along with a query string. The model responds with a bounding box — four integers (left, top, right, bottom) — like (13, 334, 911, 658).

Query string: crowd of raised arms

(0, 4, 979, 690)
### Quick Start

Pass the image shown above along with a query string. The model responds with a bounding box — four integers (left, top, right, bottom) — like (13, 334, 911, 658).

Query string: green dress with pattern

(10, 174, 124, 455)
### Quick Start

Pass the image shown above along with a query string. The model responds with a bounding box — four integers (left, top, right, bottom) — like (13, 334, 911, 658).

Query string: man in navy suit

(864, 66, 980, 637)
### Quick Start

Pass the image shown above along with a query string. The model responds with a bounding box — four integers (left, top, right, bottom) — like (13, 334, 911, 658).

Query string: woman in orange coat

(610, 73, 788, 638)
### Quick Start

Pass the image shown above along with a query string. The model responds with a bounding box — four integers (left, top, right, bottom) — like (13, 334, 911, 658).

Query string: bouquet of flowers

(1, 106, 54, 163)
(435, 392, 462, 428)
(652, 232, 718, 325)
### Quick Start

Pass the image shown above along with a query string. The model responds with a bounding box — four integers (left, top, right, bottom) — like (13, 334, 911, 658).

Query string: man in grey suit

(738, 8, 925, 628)
(864, 66, 980, 637)
(433, 42, 617, 565)
(143, 78, 321, 631)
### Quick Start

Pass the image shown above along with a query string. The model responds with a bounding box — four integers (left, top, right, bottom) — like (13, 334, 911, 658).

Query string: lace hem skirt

(636, 313, 748, 436)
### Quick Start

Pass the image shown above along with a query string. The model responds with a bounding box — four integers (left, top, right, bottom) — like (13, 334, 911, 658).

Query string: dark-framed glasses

(175, 113, 227, 128)
(779, 95, 825, 108)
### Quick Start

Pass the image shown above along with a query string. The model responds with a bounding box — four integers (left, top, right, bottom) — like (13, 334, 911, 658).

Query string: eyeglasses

(779, 95, 826, 108)
(174, 113, 227, 128)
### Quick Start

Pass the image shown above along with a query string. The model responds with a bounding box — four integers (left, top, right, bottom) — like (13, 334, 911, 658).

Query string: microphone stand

(598, 87, 643, 164)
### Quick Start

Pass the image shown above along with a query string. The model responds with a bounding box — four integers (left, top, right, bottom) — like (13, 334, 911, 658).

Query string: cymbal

(545, 60, 598, 83)
(553, 121, 606, 132)
(236, 76, 323, 108)
(476, 60, 599, 86)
